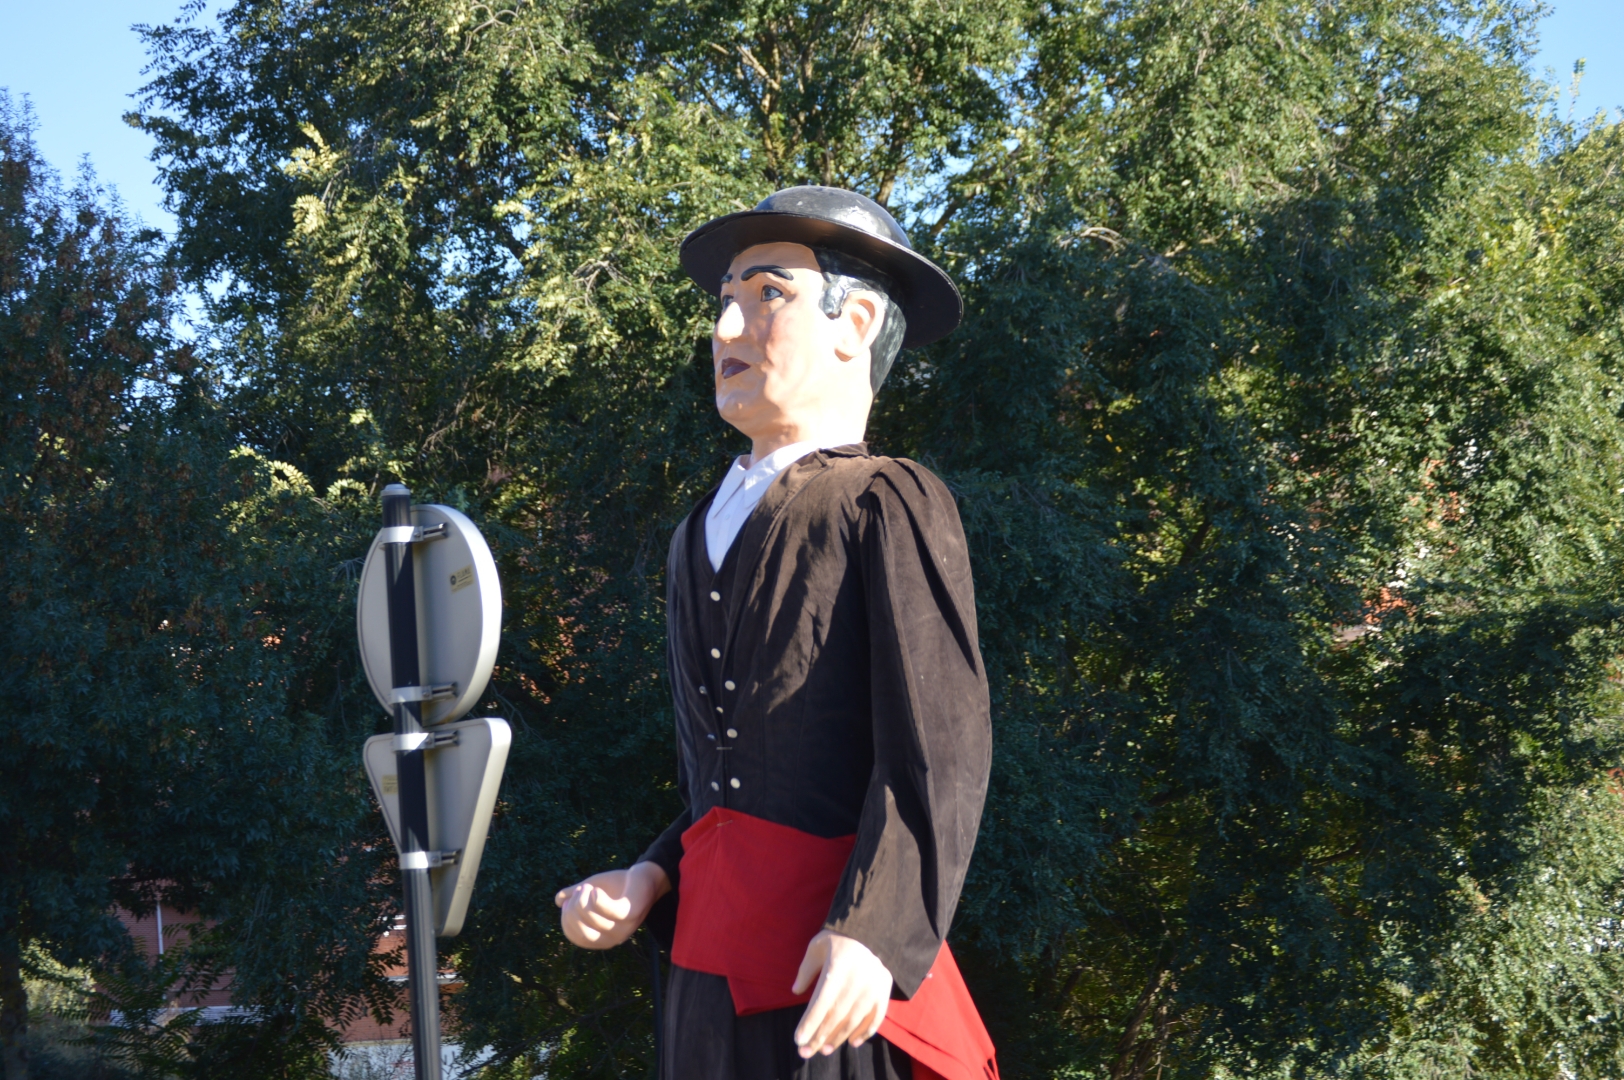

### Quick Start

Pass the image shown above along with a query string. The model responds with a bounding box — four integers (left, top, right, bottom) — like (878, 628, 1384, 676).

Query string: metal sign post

(381, 484, 443, 1080)
(360, 484, 508, 1080)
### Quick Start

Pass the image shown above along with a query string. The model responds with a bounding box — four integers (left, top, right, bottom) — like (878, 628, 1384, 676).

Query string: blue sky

(1, 1, 1621, 234)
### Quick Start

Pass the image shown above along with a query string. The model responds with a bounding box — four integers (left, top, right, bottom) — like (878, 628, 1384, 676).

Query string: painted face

(711, 241, 841, 442)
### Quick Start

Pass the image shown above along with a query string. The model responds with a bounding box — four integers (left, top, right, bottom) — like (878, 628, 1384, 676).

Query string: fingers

(563, 912, 601, 946)
(825, 983, 869, 1052)
(791, 935, 828, 996)
(865, 996, 887, 1039)
(556, 871, 661, 951)
(792, 932, 894, 1056)
(565, 888, 603, 944)
(593, 891, 634, 921)
(562, 884, 632, 922)
(581, 910, 616, 932)
(557, 881, 591, 912)
(793, 974, 835, 1057)
(837, 1000, 876, 1045)
(801, 980, 864, 1057)
(848, 1000, 884, 1049)
(791, 955, 833, 1052)
(558, 884, 627, 947)
(581, 886, 629, 931)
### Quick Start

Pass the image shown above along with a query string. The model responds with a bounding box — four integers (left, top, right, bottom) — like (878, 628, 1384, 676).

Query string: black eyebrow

(719, 265, 795, 287)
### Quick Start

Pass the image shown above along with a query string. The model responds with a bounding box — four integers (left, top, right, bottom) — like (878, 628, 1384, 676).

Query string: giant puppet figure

(555, 187, 996, 1080)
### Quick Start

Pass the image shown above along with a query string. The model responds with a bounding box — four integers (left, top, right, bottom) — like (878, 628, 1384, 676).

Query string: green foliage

(0, 96, 400, 1077)
(4, 0, 1623, 1076)
(882, 2, 1624, 1073)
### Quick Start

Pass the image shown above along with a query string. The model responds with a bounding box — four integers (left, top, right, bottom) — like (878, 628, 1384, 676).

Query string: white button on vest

(710, 590, 721, 601)
(710, 648, 721, 659)
(730, 777, 741, 789)
(715, 706, 723, 714)
(699, 685, 707, 695)
(711, 781, 720, 791)
(724, 680, 736, 691)
(726, 728, 738, 739)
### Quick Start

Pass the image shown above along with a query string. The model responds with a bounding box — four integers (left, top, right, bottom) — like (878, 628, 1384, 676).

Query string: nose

(715, 301, 745, 343)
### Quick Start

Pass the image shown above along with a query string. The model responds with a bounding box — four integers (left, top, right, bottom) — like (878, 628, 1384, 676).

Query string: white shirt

(705, 441, 825, 571)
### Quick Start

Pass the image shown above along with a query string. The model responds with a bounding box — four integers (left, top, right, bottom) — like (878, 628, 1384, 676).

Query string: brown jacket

(640, 444, 991, 996)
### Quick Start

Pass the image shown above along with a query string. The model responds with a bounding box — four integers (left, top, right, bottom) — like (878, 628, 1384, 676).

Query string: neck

(748, 418, 866, 467)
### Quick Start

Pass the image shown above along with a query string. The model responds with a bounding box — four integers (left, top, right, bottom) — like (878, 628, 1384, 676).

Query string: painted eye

(719, 295, 735, 312)
(761, 284, 783, 301)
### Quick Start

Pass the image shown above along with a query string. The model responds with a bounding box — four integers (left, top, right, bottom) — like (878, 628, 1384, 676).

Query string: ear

(832, 290, 885, 364)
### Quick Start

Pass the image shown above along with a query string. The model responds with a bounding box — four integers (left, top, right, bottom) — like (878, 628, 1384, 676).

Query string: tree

(893, 1, 1624, 1072)
(0, 96, 399, 1080)
(112, 0, 1624, 1076)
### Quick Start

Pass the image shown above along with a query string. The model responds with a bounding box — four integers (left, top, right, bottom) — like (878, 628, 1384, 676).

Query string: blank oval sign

(356, 504, 502, 726)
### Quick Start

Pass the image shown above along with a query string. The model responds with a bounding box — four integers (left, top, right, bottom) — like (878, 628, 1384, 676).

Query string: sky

(0, 1, 1621, 236)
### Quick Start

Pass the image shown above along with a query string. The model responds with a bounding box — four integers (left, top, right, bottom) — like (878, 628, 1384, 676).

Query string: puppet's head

(681, 186, 961, 446)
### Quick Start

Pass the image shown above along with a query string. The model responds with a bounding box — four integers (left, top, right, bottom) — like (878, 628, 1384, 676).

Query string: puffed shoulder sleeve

(824, 460, 992, 997)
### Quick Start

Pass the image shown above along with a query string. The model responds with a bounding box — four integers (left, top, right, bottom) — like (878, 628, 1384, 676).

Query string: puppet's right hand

(554, 861, 670, 949)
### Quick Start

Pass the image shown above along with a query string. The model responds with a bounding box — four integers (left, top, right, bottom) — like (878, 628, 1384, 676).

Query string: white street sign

(364, 717, 512, 938)
(356, 504, 501, 727)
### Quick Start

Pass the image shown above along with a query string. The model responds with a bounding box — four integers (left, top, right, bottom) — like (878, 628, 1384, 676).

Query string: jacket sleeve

(635, 605, 691, 951)
(824, 461, 992, 997)
(638, 524, 695, 888)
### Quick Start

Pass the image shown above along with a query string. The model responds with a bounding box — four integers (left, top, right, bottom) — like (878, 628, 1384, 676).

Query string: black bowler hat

(679, 186, 962, 348)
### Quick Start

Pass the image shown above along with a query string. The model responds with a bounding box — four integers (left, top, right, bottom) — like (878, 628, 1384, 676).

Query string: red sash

(671, 807, 999, 1080)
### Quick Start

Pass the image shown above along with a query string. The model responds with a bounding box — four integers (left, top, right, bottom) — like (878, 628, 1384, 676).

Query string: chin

(717, 382, 761, 405)
(715, 395, 760, 424)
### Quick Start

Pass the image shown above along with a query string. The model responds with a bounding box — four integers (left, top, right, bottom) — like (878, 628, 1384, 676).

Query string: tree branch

(1177, 508, 1214, 567)
(1109, 957, 1171, 1079)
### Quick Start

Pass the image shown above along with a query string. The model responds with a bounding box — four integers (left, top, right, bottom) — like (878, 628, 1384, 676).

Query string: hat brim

(679, 210, 962, 348)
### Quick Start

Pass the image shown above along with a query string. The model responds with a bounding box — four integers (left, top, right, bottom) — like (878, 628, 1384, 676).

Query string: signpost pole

(381, 483, 443, 1080)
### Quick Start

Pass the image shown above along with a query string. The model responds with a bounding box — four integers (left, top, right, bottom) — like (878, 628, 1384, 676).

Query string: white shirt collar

(712, 440, 822, 512)
(704, 440, 828, 571)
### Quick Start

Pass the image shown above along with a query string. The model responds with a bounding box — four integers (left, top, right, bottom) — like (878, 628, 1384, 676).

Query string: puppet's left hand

(791, 929, 893, 1057)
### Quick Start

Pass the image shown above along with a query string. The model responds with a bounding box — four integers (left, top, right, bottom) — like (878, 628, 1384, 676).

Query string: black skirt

(663, 964, 913, 1080)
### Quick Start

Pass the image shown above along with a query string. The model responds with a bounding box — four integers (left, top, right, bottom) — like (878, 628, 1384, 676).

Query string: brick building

(114, 905, 481, 1078)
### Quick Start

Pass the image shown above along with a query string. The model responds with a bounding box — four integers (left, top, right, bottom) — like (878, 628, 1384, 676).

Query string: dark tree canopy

(6, 0, 1624, 1077)
(0, 97, 396, 1080)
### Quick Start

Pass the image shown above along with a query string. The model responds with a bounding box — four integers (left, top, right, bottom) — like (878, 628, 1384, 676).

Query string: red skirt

(671, 807, 999, 1080)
